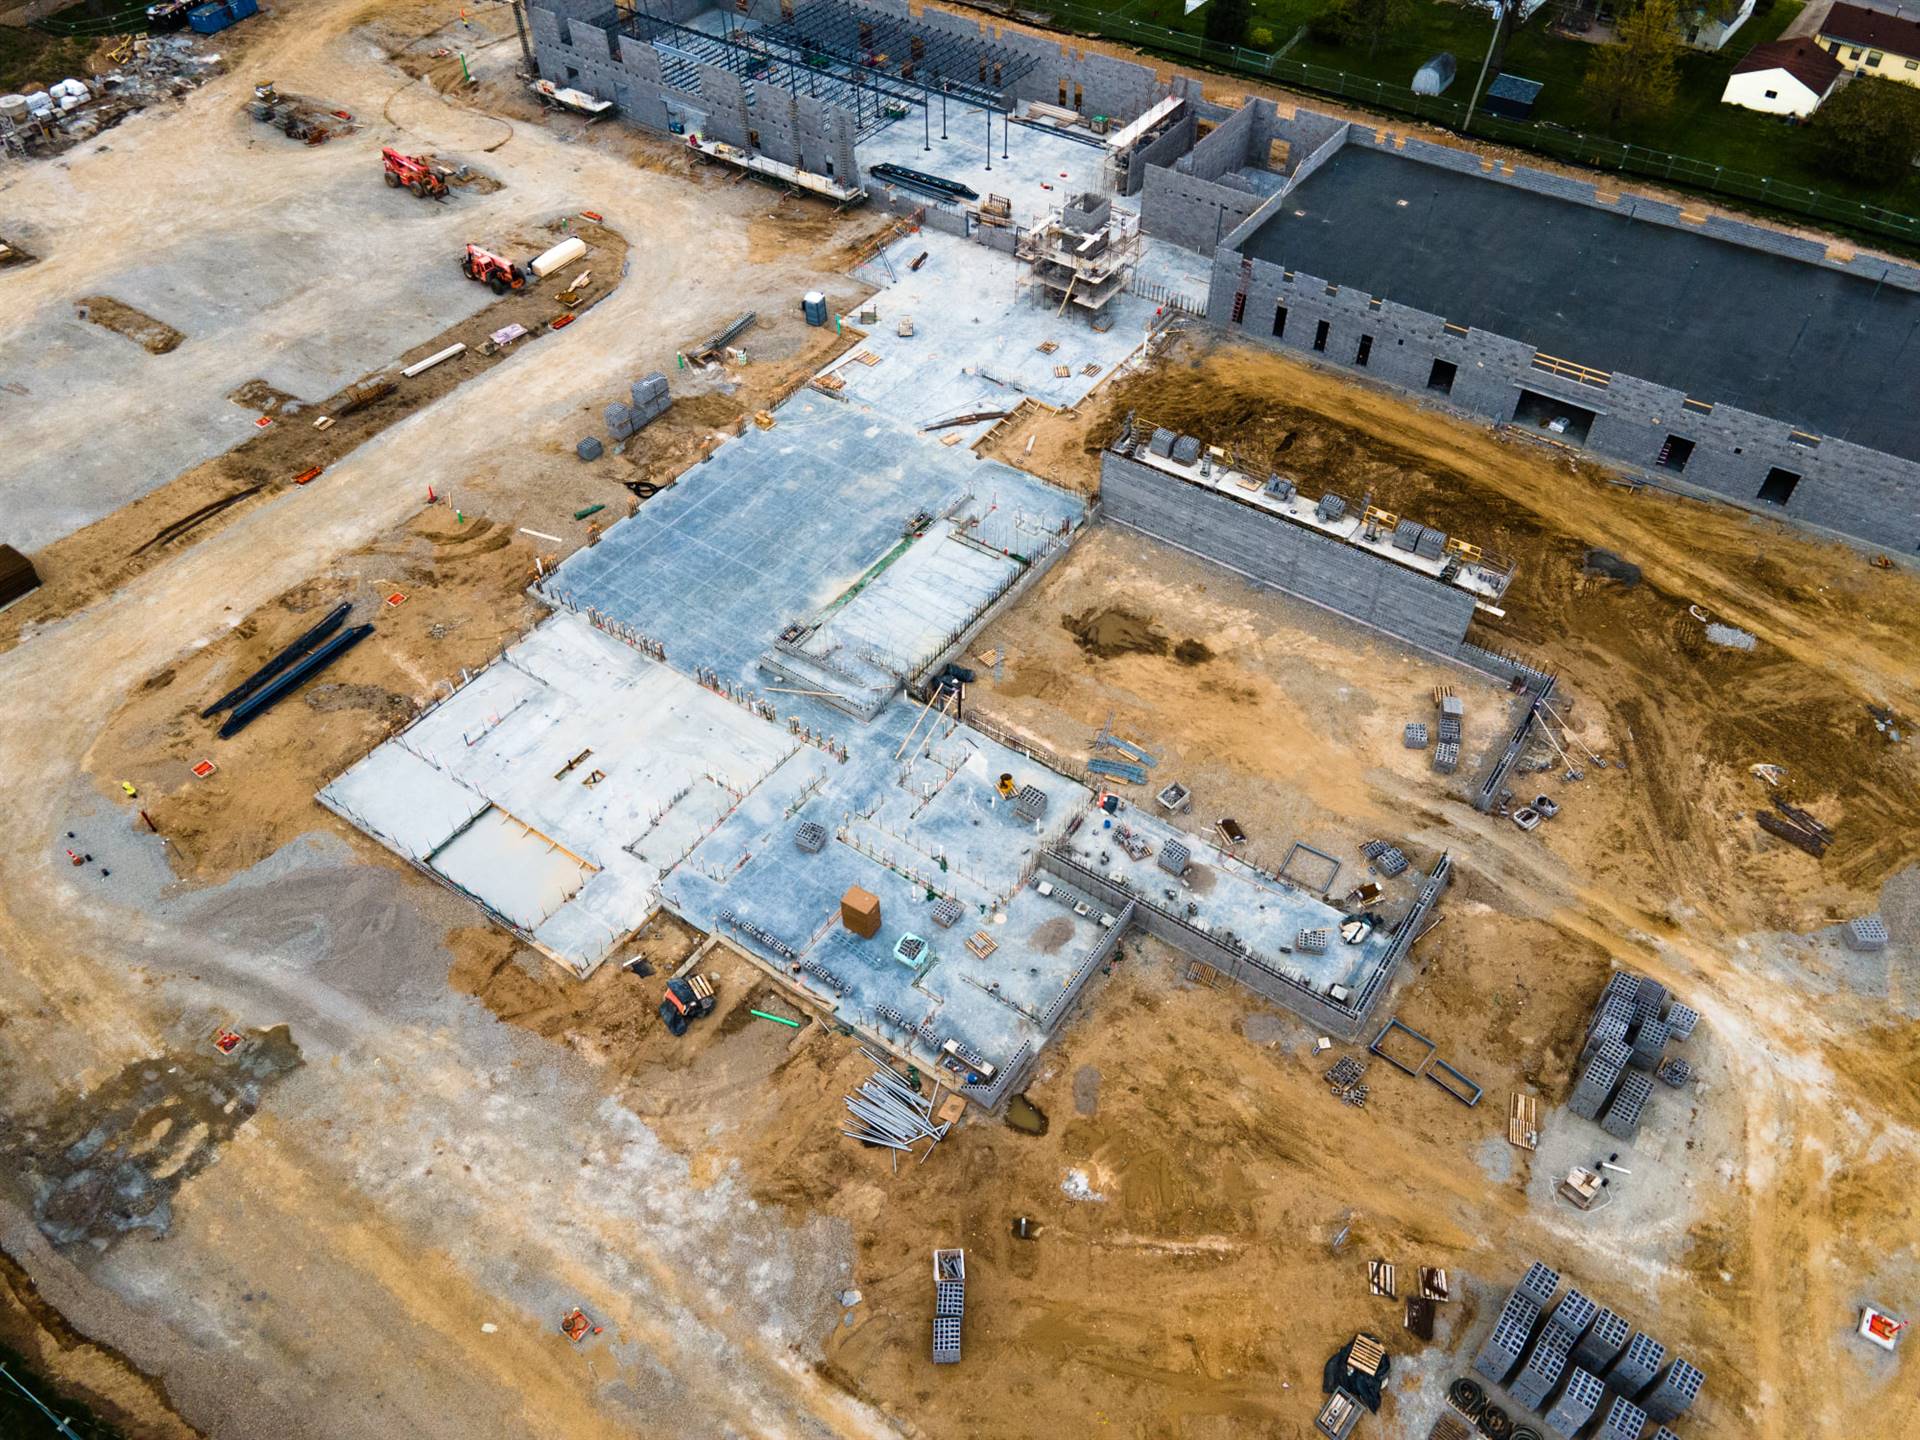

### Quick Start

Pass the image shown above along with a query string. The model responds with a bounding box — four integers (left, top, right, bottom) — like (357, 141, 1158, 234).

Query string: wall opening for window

(1757, 468, 1801, 506)
(1272, 303, 1288, 338)
(1513, 387, 1600, 444)
(1657, 434, 1695, 473)
(1355, 334, 1374, 367)
(1428, 358, 1457, 394)
(1312, 319, 1330, 352)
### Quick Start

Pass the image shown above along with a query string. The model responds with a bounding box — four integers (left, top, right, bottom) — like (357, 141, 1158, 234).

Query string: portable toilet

(1413, 53, 1457, 96)
(802, 290, 827, 326)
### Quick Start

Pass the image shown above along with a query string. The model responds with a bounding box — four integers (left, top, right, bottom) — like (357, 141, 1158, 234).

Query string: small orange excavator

(460, 243, 528, 294)
(381, 146, 448, 199)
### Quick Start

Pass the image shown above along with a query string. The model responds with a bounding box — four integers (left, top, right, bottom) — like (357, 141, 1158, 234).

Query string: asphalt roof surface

(1240, 144, 1920, 461)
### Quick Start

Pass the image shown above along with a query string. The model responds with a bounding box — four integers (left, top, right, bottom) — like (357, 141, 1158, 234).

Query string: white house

(1721, 38, 1846, 117)
(1684, 0, 1757, 51)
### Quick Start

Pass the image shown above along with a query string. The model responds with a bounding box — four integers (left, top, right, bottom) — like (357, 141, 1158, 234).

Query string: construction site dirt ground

(2, 3, 1918, 1440)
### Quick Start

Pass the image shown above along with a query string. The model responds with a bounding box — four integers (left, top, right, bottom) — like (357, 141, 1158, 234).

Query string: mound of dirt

(77, 296, 183, 354)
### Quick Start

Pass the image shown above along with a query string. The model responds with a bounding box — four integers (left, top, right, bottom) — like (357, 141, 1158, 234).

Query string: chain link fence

(1017, 1, 1920, 245)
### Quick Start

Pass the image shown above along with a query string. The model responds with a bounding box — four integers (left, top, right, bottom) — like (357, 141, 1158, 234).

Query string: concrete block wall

(1121, 108, 1196, 196)
(1141, 164, 1264, 252)
(1180, 96, 1258, 181)
(1100, 450, 1480, 657)
(1205, 236, 1920, 551)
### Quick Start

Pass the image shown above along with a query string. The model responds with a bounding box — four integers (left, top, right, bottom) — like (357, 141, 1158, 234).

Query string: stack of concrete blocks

(1317, 492, 1347, 522)
(1541, 1365, 1606, 1438)
(1640, 1358, 1704, 1422)
(1845, 914, 1890, 952)
(1571, 1309, 1631, 1374)
(1404, 722, 1430, 749)
(1158, 839, 1190, 876)
(1568, 1038, 1631, 1121)
(1013, 785, 1049, 823)
(1471, 1292, 1541, 1384)
(1605, 1331, 1666, 1396)
(1657, 1057, 1692, 1088)
(1632, 977, 1668, 1027)
(1148, 427, 1177, 458)
(1508, 1326, 1570, 1411)
(1432, 741, 1460, 775)
(1664, 1002, 1699, 1041)
(1543, 1289, 1597, 1351)
(930, 896, 963, 928)
(1437, 714, 1463, 745)
(1590, 1396, 1648, 1440)
(794, 821, 828, 853)
(1628, 1014, 1671, 1071)
(1515, 1261, 1560, 1307)
(1170, 434, 1202, 465)
(1391, 518, 1424, 551)
(1601, 1069, 1655, 1141)
(625, 372, 672, 428)
(1266, 474, 1296, 502)
(1581, 1013, 1629, 1063)
(1297, 927, 1329, 954)
(1414, 526, 1448, 561)
(932, 1254, 964, 1364)
(1649, 1430, 1682, 1440)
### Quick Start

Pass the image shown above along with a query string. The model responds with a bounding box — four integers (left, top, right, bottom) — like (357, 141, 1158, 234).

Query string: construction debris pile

(1467, 1260, 1706, 1439)
(1, 37, 218, 155)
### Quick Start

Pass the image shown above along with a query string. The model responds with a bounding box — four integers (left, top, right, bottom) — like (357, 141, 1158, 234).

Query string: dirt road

(0, 3, 896, 1436)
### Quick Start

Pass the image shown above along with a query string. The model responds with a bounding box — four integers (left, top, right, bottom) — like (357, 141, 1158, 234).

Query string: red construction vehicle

(460, 243, 527, 294)
(382, 147, 448, 199)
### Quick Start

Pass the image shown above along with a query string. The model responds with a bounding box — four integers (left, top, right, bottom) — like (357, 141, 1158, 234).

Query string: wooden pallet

(853, 350, 880, 366)
(1509, 1092, 1541, 1150)
(1367, 1259, 1396, 1298)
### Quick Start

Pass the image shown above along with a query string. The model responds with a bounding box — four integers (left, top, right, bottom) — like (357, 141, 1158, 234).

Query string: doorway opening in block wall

(1656, 434, 1695, 473)
(1428, 358, 1457, 394)
(1355, 334, 1373, 367)
(1513, 388, 1598, 445)
(1757, 468, 1801, 505)
(1273, 303, 1288, 338)
(1312, 319, 1329, 352)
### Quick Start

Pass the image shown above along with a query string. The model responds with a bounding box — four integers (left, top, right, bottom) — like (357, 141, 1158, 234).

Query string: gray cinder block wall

(1187, 108, 1920, 554)
(1099, 449, 1486, 662)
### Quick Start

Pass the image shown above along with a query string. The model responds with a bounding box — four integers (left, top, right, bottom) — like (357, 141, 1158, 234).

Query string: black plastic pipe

(201, 602, 352, 717)
(218, 624, 372, 738)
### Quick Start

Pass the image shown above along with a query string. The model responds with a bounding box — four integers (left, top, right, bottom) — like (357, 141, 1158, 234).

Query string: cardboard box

(841, 885, 881, 938)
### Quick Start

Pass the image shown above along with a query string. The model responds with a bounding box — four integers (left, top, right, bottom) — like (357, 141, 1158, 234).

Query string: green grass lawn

(1030, 0, 1920, 221)
(0, 25, 95, 93)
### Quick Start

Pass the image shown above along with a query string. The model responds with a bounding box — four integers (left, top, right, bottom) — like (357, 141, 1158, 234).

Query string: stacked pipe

(840, 1049, 951, 1162)
(218, 624, 374, 738)
(201, 602, 351, 717)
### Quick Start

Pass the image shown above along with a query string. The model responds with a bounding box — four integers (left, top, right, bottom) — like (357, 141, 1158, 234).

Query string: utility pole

(1462, 0, 1507, 135)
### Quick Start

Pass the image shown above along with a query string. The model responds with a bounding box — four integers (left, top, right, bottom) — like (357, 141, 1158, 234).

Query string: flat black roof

(1239, 145, 1920, 461)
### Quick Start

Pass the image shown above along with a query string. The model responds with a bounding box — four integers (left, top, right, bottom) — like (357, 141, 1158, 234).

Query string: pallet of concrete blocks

(1437, 715, 1463, 745)
(1439, 694, 1465, 719)
(1471, 1290, 1541, 1383)
(1148, 426, 1176, 458)
(575, 435, 603, 462)
(1431, 741, 1460, 775)
(1570, 1308, 1630, 1372)
(604, 401, 640, 441)
(1414, 526, 1448, 561)
(1628, 1014, 1671, 1071)
(793, 820, 828, 853)
(1600, 1070, 1655, 1141)
(1169, 433, 1201, 465)
(1641, 1357, 1704, 1423)
(930, 896, 963, 928)
(1365, 842, 1410, 878)
(1569, 1038, 1631, 1121)
(1590, 1396, 1648, 1440)
(1158, 839, 1190, 876)
(1542, 1365, 1607, 1436)
(627, 371, 672, 428)
(1664, 1002, 1699, 1042)
(1605, 1330, 1665, 1397)
(1580, 1013, 1628, 1063)
(1012, 784, 1048, 823)
(1266, 473, 1296, 502)
(931, 1249, 964, 1364)
(1316, 492, 1347, 523)
(1656, 1056, 1691, 1088)
(1392, 518, 1425, 552)
(1403, 722, 1430, 750)
(1297, 927, 1330, 955)
(1846, 914, 1890, 952)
